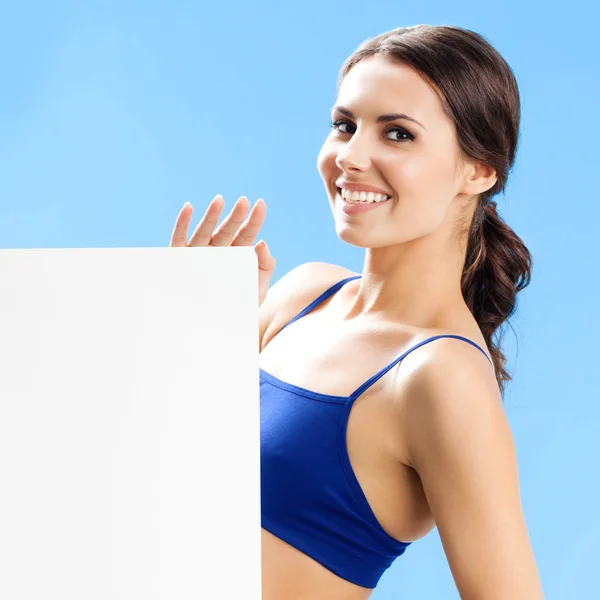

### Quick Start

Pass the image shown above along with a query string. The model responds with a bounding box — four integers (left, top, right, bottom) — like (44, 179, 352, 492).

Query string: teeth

(340, 188, 390, 203)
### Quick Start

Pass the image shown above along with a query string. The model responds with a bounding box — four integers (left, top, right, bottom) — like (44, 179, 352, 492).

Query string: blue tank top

(260, 275, 492, 589)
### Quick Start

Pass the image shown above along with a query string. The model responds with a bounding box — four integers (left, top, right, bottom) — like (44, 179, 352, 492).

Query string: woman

(171, 24, 543, 600)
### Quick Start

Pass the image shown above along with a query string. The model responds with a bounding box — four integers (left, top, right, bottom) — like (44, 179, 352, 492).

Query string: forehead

(337, 55, 446, 122)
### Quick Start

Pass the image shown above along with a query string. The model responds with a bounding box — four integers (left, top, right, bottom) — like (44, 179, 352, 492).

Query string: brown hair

(338, 25, 532, 396)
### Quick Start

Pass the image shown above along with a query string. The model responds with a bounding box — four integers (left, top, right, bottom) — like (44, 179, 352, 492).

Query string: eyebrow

(332, 105, 426, 130)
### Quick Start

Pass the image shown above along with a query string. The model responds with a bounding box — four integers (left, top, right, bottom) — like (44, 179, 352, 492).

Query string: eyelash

(329, 119, 415, 143)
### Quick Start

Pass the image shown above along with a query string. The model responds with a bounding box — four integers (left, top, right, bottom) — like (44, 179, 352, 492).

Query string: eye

(330, 119, 415, 143)
(385, 127, 414, 142)
(330, 119, 356, 134)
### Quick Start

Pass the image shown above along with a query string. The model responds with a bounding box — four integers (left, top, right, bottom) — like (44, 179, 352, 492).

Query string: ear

(459, 161, 497, 196)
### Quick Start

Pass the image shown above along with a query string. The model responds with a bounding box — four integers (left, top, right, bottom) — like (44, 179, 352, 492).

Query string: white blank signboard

(0, 248, 260, 599)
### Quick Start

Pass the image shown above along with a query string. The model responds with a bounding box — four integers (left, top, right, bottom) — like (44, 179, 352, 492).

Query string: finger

(187, 195, 226, 247)
(209, 196, 251, 247)
(230, 199, 267, 246)
(170, 202, 193, 247)
(255, 239, 276, 272)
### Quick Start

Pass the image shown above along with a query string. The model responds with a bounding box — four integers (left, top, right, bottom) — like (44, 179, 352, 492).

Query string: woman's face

(317, 55, 474, 249)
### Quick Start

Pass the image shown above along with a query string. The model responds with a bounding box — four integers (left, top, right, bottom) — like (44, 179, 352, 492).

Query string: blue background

(1, 1, 598, 597)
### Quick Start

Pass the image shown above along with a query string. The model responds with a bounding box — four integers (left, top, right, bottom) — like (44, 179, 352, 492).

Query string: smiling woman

(171, 23, 543, 600)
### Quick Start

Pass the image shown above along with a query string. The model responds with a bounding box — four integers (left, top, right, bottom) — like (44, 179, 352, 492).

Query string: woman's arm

(259, 262, 358, 352)
(401, 340, 544, 599)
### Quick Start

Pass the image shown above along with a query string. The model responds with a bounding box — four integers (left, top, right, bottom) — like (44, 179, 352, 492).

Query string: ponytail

(461, 200, 533, 396)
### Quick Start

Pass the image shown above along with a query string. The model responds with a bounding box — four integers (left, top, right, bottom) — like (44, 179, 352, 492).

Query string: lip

(336, 189, 390, 215)
(335, 181, 392, 196)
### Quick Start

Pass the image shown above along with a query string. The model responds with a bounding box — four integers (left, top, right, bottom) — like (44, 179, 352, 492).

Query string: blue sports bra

(260, 275, 492, 589)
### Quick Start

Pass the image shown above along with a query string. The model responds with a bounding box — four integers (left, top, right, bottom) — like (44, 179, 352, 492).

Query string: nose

(335, 131, 372, 173)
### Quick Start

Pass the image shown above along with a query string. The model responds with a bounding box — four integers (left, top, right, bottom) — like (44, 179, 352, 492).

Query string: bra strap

(278, 275, 361, 335)
(349, 334, 493, 400)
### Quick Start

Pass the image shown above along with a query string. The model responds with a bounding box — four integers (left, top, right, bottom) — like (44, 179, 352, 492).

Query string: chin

(335, 225, 377, 249)
(335, 221, 419, 250)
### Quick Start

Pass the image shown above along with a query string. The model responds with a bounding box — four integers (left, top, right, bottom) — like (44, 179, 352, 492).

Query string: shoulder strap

(277, 275, 361, 335)
(349, 334, 494, 400)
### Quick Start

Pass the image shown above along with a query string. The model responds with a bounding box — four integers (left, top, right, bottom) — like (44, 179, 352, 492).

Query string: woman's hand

(170, 195, 276, 306)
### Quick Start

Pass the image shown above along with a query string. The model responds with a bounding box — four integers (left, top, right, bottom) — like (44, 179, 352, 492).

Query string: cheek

(390, 149, 457, 195)
(317, 142, 336, 180)
(386, 151, 460, 237)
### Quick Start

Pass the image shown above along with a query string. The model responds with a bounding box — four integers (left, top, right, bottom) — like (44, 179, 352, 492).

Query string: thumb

(255, 240, 276, 271)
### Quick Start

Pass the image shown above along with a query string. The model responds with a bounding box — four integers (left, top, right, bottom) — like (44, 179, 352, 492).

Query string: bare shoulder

(393, 341, 543, 598)
(397, 337, 504, 463)
(259, 262, 359, 351)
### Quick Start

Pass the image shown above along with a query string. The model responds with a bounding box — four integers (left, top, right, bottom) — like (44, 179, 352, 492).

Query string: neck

(342, 233, 469, 329)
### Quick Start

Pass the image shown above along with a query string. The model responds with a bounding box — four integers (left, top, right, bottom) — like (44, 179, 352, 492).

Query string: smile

(336, 188, 391, 215)
(337, 187, 391, 204)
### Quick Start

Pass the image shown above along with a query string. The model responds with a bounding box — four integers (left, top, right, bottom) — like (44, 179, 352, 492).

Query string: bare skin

(170, 54, 544, 600)
(169, 195, 275, 306)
